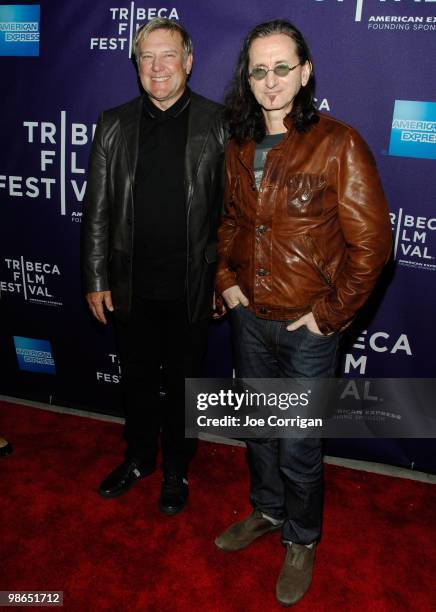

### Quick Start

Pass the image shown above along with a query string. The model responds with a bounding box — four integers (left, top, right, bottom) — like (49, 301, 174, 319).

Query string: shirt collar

(143, 87, 191, 120)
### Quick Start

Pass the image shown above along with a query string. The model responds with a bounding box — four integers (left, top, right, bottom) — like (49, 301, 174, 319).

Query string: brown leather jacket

(216, 114, 392, 334)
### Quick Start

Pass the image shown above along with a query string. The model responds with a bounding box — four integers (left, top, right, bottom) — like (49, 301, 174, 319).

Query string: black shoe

(98, 460, 154, 498)
(158, 474, 189, 515)
(0, 442, 13, 457)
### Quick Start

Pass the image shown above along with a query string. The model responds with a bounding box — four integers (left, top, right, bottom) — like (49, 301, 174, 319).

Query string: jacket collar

(237, 114, 295, 169)
(237, 139, 256, 173)
(184, 92, 213, 207)
(118, 96, 143, 182)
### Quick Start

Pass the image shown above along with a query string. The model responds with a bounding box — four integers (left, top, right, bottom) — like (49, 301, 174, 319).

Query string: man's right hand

(86, 290, 114, 325)
(222, 285, 249, 309)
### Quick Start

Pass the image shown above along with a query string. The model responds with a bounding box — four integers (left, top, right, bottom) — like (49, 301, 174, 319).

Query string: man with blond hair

(82, 18, 225, 514)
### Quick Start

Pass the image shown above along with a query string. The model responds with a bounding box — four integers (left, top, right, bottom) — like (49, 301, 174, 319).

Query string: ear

(301, 60, 312, 87)
(185, 53, 193, 76)
(248, 70, 255, 92)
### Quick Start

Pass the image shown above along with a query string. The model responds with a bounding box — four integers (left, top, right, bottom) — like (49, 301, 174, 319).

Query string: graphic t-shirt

(253, 133, 286, 189)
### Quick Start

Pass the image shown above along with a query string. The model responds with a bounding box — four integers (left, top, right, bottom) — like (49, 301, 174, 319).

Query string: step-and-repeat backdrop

(1, 0, 435, 470)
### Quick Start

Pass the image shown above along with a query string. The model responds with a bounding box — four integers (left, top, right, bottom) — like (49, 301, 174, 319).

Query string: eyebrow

(252, 59, 293, 67)
(140, 47, 179, 55)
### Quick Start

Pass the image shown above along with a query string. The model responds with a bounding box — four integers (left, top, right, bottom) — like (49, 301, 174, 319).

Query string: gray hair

(133, 18, 193, 63)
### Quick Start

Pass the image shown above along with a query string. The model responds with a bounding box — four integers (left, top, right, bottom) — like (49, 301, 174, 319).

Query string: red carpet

(1, 400, 435, 611)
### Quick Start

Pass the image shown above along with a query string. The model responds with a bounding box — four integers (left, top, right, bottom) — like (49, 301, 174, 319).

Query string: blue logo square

(0, 5, 40, 56)
(389, 100, 436, 161)
(13, 336, 56, 374)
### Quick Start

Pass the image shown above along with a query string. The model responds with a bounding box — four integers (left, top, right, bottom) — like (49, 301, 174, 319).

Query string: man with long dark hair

(215, 20, 391, 605)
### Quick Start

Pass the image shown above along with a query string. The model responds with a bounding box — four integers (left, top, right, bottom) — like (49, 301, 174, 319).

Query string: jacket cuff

(312, 300, 344, 335)
(215, 269, 237, 296)
(82, 275, 110, 295)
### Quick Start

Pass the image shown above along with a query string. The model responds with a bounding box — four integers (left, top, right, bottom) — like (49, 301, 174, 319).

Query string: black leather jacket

(81, 91, 226, 323)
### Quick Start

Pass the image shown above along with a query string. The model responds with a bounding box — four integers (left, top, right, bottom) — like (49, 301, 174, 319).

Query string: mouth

(151, 76, 171, 82)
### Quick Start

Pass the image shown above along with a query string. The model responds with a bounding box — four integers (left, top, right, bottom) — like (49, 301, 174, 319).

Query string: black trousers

(116, 295, 209, 477)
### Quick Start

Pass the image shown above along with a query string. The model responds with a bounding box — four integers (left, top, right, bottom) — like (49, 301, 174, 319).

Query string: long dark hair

(225, 20, 318, 142)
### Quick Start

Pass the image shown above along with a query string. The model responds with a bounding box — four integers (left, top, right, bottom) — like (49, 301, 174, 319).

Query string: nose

(264, 69, 278, 89)
(151, 57, 163, 72)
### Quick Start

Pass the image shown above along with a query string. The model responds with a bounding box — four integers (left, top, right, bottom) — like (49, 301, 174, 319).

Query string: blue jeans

(230, 305, 339, 544)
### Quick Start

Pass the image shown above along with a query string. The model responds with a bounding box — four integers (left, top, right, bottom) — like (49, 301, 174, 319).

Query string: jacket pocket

(305, 234, 332, 287)
(287, 173, 327, 217)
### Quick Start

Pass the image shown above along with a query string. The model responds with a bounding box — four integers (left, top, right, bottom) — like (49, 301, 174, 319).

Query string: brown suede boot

(276, 543, 316, 606)
(215, 510, 282, 552)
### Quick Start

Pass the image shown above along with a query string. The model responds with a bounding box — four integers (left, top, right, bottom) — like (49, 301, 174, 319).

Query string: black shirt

(133, 88, 190, 300)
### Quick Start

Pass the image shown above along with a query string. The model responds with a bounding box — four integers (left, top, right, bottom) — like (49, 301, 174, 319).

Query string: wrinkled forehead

(248, 34, 299, 66)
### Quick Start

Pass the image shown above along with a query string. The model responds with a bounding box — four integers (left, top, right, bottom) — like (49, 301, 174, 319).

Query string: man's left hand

(287, 312, 332, 336)
(212, 292, 227, 320)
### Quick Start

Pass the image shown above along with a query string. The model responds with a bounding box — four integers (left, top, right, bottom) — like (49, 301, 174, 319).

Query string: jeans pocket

(304, 327, 336, 341)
